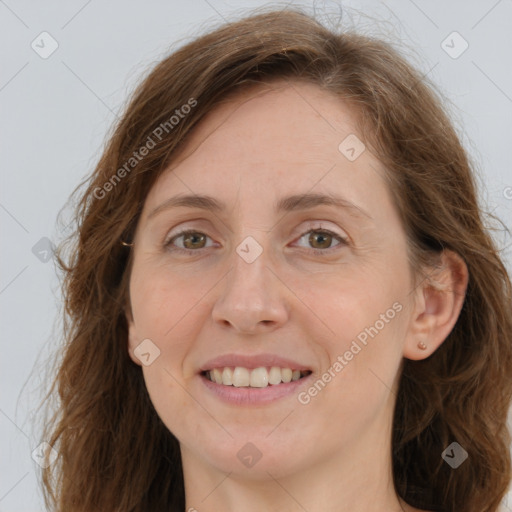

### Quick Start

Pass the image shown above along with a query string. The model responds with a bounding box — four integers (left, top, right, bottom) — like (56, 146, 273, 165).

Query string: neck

(181, 419, 408, 512)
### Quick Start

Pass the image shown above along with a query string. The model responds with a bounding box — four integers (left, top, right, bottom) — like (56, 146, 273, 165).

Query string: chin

(183, 432, 311, 480)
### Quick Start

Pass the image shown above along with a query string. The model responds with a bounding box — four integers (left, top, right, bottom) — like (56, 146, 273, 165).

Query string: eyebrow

(147, 192, 372, 220)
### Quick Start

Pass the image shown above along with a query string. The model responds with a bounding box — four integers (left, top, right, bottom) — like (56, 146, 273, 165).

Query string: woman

(40, 7, 512, 512)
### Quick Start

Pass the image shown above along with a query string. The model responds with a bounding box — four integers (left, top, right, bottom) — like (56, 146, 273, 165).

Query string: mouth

(201, 366, 313, 388)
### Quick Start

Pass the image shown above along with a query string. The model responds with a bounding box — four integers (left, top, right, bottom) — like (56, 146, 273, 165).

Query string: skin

(126, 80, 468, 512)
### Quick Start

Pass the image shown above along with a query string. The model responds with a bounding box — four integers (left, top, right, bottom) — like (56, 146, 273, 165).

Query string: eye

(164, 229, 216, 253)
(293, 228, 348, 254)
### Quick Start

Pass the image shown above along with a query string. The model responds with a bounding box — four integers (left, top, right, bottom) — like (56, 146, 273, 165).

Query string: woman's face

(127, 81, 418, 479)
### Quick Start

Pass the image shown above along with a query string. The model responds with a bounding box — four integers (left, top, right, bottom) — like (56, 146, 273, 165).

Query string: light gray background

(1, 1, 511, 510)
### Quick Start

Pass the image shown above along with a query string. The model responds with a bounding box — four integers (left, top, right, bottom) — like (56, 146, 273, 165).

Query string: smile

(200, 366, 314, 405)
(202, 366, 313, 388)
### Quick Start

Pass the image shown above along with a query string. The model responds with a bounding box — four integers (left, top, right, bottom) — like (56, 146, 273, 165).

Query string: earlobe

(403, 250, 468, 361)
(125, 309, 143, 367)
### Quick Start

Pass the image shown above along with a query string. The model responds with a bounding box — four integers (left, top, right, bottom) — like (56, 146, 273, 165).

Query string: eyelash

(163, 226, 348, 256)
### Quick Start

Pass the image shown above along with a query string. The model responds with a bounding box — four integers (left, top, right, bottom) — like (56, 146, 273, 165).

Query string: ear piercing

(417, 341, 427, 350)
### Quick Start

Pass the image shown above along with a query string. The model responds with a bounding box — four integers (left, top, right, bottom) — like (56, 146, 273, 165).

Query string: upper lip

(199, 353, 312, 372)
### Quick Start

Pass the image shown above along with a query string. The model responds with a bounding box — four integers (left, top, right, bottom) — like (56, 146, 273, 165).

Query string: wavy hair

(40, 7, 512, 512)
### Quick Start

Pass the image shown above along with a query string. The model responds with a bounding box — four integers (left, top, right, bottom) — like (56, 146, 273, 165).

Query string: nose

(211, 245, 289, 334)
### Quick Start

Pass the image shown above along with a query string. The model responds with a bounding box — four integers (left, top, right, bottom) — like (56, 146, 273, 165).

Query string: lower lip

(200, 373, 313, 405)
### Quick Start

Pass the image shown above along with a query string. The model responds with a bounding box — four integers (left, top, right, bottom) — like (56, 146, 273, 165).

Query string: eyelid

(164, 219, 348, 241)
(162, 219, 217, 244)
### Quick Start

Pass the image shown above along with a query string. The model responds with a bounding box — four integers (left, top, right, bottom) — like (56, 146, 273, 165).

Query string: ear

(125, 306, 142, 367)
(403, 250, 468, 361)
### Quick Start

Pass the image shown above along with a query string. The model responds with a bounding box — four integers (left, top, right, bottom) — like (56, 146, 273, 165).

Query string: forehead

(142, 80, 388, 217)
(170, 80, 363, 168)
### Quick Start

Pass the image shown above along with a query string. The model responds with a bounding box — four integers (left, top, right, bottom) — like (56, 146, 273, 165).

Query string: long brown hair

(39, 7, 512, 512)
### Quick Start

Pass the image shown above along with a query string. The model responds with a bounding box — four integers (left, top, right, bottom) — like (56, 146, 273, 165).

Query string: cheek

(130, 262, 214, 339)
(293, 267, 407, 344)
(299, 272, 407, 396)
(129, 268, 211, 392)
(130, 269, 204, 420)
(141, 363, 196, 445)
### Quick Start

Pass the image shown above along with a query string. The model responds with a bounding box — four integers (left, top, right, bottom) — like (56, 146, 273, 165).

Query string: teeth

(222, 367, 233, 385)
(281, 368, 292, 383)
(232, 367, 250, 387)
(250, 367, 268, 388)
(212, 368, 223, 384)
(268, 366, 282, 385)
(205, 366, 309, 387)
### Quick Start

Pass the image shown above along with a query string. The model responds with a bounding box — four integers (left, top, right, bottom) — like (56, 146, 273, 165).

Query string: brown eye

(165, 230, 214, 253)
(295, 229, 346, 253)
(181, 232, 207, 249)
(308, 231, 334, 249)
